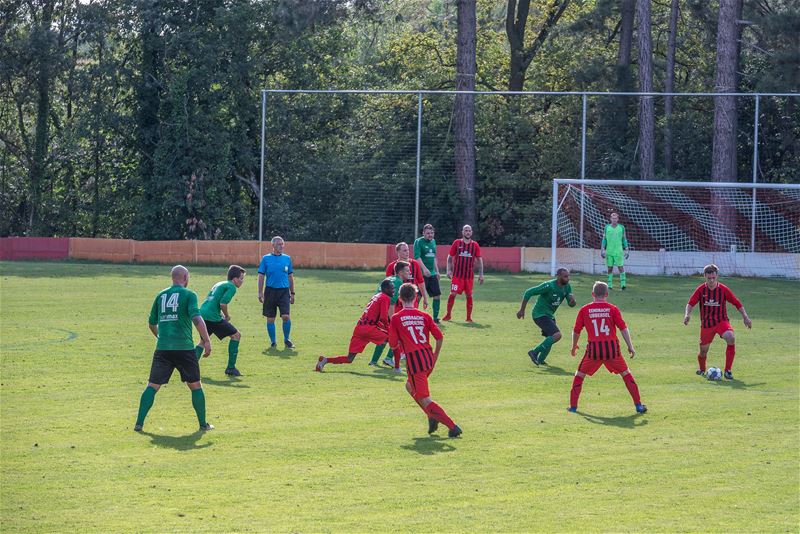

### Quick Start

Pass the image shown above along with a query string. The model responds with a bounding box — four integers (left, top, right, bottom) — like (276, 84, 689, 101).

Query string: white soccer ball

(706, 367, 722, 381)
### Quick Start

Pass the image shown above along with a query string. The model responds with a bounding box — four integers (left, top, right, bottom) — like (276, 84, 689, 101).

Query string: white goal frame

(550, 178, 800, 277)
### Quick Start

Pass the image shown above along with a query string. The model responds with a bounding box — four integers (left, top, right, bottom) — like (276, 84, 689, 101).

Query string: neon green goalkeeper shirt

(602, 224, 628, 256)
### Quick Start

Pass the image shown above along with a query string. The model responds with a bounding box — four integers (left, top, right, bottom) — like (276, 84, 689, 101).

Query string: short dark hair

(422, 223, 434, 232)
(227, 265, 246, 280)
(556, 267, 569, 276)
(394, 260, 409, 275)
(399, 283, 416, 303)
(703, 264, 719, 275)
(593, 281, 608, 297)
(380, 278, 394, 293)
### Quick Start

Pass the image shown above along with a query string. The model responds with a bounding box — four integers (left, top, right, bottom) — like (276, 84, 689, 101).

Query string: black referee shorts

(263, 287, 291, 318)
(533, 316, 560, 338)
(424, 275, 442, 298)
(206, 319, 238, 339)
(148, 349, 201, 385)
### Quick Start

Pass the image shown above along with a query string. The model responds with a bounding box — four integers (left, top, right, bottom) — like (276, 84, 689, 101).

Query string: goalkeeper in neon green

(600, 212, 629, 290)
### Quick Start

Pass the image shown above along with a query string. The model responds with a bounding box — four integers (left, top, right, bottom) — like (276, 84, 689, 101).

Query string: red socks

(445, 294, 456, 317)
(623, 373, 641, 405)
(424, 402, 455, 430)
(697, 354, 707, 372)
(570, 375, 584, 409)
(725, 344, 735, 372)
(466, 296, 473, 320)
(327, 356, 351, 364)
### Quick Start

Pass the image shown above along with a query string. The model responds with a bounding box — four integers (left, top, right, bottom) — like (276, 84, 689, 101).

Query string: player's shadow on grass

(578, 412, 648, 429)
(401, 436, 457, 455)
(262, 346, 297, 359)
(201, 376, 250, 388)
(341, 369, 405, 382)
(710, 379, 766, 390)
(536, 364, 572, 377)
(140, 431, 213, 451)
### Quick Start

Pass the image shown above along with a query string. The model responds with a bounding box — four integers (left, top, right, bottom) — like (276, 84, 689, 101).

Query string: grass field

(1, 261, 798, 532)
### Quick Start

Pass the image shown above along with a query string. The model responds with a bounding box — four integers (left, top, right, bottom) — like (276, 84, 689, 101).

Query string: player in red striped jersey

(389, 283, 462, 437)
(386, 242, 429, 312)
(442, 224, 484, 322)
(569, 281, 646, 414)
(684, 264, 752, 380)
(315, 279, 394, 372)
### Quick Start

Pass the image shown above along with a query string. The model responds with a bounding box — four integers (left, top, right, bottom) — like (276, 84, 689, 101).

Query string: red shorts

(577, 356, 629, 376)
(407, 368, 433, 400)
(699, 321, 733, 345)
(450, 276, 474, 296)
(348, 325, 388, 354)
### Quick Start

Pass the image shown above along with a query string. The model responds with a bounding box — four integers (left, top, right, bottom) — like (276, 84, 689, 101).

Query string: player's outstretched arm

(516, 298, 529, 319)
(738, 306, 752, 329)
(570, 330, 580, 357)
(567, 293, 576, 307)
(620, 327, 635, 357)
(683, 303, 694, 325)
(193, 316, 212, 357)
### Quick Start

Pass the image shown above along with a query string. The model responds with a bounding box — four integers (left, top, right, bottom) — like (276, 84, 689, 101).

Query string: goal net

(551, 179, 800, 278)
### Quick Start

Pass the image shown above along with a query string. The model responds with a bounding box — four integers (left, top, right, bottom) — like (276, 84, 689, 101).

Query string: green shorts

(606, 254, 624, 267)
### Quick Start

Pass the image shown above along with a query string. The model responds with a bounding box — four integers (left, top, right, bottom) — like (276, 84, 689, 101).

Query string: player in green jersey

(414, 223, 442, 322)
(600, 212, 629, 290)
(195, 265, 246, 377)
(369, 261, 409, 370)
(516, 268, 576, 366)
(135, 265, 214, 432)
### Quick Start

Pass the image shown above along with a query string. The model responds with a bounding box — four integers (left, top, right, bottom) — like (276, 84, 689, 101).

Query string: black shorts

(263, 287, 291, 318)
(424, 275, 442, 298)
(533, 316, 560, 338)
(206, 319, 238, 339)
(148, 349, 201, 385)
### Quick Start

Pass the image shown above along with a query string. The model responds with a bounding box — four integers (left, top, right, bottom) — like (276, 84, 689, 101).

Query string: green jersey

(524, 279, 574, 319)
(377, 275, 405, 305)
(413, 237, 438, 275)
(200, 280, 237, 322)
(148, 285, 201, 350)
(602, 224, 628, 256)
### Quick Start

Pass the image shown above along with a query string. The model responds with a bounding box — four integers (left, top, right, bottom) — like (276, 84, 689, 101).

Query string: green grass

(1, 261, 798, 533)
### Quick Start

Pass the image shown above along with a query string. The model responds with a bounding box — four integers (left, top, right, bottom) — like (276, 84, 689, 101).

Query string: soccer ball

(706, 367, 722, 381)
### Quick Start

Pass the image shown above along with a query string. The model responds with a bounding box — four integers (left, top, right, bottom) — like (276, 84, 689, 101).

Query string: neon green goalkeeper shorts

(606, 254, 624, 267)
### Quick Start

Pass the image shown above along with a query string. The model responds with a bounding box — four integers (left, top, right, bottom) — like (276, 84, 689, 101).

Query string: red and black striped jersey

(388, 308, 443, 375)
(688, 283, 742, 328)
(448, 239, 481, 279)
(574, 301, 627, 360)
(357, 292, 391, 329)
(386, 259, 425, 285)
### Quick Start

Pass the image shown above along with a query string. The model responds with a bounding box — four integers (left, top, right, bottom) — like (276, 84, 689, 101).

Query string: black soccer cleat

(448, 425, 463, 438)
(696, 369, 706, 376)
(528, 349, 540, 366)
(284, 339, 296, 349)
(269, 342, 277, 349)
(428, 417, 439, 434)
(199, 423, 215, 432)
(724, 370, 733, 380)
(134, 424, 143, 432)
(621, 286, 626, 291)
(225, 367, 241, 377)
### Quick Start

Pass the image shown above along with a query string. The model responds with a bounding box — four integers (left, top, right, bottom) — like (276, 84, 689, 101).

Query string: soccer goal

(550, 179, 800, 278)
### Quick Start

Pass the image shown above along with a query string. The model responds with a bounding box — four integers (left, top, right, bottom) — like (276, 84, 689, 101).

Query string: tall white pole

(551, 180, 559, 276)
(415, 92, 423, 238)
(259, 90, 266, 243)
(750, 95, 760, 252)
(579, 94, 587, 249)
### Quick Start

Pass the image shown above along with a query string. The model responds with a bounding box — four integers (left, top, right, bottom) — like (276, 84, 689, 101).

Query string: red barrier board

(0, 237, 70, 261)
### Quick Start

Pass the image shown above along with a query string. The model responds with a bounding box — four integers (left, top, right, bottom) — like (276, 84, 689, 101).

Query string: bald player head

(171, 265, 189, 287)
(462, 224, 473, 240)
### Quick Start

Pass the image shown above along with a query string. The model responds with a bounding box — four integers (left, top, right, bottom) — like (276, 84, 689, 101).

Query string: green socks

(227, 339, 240, 369)
(136, 385, 158, 426)
(370, 343, 387, 364)
(607, 273, 613, 288)
(620, 272, 627, 288)
(432, 299, 441, 321)
(191, 388, 206, 427)
(195, 344, 203, 361)
(534, 336, 556, 363)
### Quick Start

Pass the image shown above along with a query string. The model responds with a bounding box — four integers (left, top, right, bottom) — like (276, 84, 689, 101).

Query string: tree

(711, 0, 743, 183)
(663, 0, 679, 176)
(636, 0, 654, 180)
(454, 0, 477, 226)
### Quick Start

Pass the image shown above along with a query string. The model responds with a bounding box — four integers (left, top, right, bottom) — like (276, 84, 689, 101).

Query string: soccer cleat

(428, 417, 439, 434)
(696, 369, 706, 376)
(199, 423, 215, 431)
(392, 367, 404, 374)
(635, 404, 648, 414)
(315, 356, 326, 372)
(368, 361, 378, 366)
(134, 424, 143, 432)
(434, 318, 440, 324)
(382, 357, 395, 368)
(621, 286, 626, 291)
(448, 425, 463, 438)
(538, 359, 549, 366)
(724, 370, 733, 380)
(284, 339, 296, 349)
(269, 342, 277, 349)
(225, 367, 241, 377)
(528, 349, 541, 366)
(567, 407, 577, 413)
(465, 318, 474, 323)
(441, 315, 452, 321)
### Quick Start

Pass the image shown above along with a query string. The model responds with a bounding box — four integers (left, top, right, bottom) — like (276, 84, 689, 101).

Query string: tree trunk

(506, 0, 530, 92)
(455, 0, 477, 226)
(663, 0, 679, 177)
(636, 0, 655, 180)
(711, 0, 743, 183)
(617, 0, 635, 90)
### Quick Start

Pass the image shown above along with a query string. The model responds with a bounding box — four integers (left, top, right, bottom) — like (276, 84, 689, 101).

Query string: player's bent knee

(418, 396, 432, 407)
(148, 382, 162, 391)
(620, 369, 631, 377)
(187, 381, 202, 390)
(280, 314, 290, 321)
(575, 371, 586, 378)
(552, 332, 562, 341)
(723, 331, 735, 343)
(232, 331, 241, 341)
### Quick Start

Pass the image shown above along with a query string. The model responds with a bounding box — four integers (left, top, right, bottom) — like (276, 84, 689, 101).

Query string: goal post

(550, 179, 800, 278)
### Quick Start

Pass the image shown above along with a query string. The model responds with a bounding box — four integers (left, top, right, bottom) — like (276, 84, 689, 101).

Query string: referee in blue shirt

(258, 236, 295, 349)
